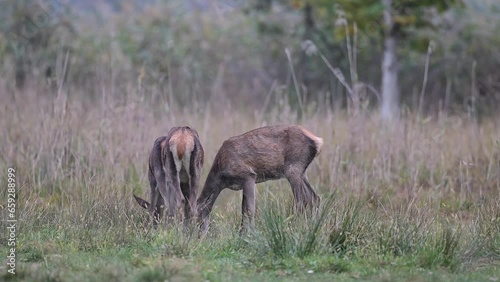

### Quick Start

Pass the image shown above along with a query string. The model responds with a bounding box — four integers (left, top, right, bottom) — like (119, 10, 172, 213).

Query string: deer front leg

(155, 196, 164, 227)
(148, 170, 160, 228)
(240, 177, 256, 234)
(154, 169, 170, 224)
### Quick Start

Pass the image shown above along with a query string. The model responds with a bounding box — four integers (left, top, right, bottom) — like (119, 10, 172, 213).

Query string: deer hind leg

(184, 163, 201, 229)
(179, 149, 199, 229)
(285, 167, 314, 213)
(166, 170, 183, 221)
(240, 177, 256, 234)
(180, 181, 193, 229)
(160, 152, 184, 222)
(302, 175, 320, 208)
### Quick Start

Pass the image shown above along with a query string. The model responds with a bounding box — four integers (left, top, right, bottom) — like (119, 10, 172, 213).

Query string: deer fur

(134, 126, 204, 227)
(196, 125, 323, 234)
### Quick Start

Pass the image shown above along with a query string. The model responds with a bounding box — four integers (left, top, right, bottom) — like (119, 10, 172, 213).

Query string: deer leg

(155, 195, 164, 227)
(302, 175, 320, 208)
(285, 168, 309, 213)
(154, 169, 170, 225)
(171, 149, 188, 221)
(159, 161, 184, 224)
(240, 177, 256, 234)
(148, 170, 160, 227)
(181, 181, 192, 229)
(185, 168, 200, 229)
(168, 172, 183, 220)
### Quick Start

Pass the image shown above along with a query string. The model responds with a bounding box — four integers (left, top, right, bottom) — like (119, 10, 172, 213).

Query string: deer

(133, 126, 204, 228)
(196, 125, 323, 235)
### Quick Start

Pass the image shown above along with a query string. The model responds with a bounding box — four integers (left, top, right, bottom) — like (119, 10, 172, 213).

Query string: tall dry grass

(0, 86, 498, 276)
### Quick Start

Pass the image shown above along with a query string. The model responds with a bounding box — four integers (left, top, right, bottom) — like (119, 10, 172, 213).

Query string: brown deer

(196, 125, 323, 234)
(134, 126, 204, 227)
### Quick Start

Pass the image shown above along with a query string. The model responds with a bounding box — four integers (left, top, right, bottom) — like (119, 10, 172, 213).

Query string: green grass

(1, 227, 498, 282)
(0, 192, 498, 281)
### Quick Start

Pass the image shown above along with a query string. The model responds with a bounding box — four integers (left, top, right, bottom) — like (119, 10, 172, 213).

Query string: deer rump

(134, 126, 204, 226)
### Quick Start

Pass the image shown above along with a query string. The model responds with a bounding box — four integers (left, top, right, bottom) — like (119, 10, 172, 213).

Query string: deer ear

(133, 194, 150, 209)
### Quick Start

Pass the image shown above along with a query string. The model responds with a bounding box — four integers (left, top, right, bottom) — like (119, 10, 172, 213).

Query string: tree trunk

(381, 0, 399, 120)
(300, 3, 315, 101)
(15, 56, 26, 90)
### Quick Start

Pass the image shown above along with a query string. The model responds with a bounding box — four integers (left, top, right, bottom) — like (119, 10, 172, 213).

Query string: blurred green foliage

(0, 0, 498, 115)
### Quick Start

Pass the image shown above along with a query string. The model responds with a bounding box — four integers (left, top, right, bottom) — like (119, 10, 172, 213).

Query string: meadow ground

(0, 90, 499, 281)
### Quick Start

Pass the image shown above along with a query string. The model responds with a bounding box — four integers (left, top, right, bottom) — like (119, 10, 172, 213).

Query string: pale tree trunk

(381, 0, 400, 120)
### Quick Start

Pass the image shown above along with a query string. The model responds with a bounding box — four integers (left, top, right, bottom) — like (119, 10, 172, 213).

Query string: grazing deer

(197, 125, 323, 234)
(134, 126, 204, 227)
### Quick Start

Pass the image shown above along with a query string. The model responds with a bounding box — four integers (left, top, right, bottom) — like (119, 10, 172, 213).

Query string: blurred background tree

(0, 0, 75, 90)
(0, 0, 498, 117)
(332, 0, 463, 119)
